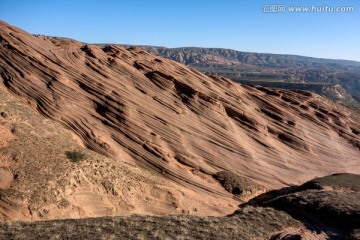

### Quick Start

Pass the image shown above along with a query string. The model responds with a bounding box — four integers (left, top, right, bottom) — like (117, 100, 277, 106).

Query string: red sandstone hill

(0, 20, 360, 221)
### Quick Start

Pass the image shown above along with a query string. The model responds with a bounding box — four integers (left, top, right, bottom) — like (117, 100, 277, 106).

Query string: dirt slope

(0, 84, 239, 221)
(1, 21, 360, 220)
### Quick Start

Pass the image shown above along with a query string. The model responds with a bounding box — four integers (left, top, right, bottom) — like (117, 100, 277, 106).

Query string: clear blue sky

(1, 0, 359, 61)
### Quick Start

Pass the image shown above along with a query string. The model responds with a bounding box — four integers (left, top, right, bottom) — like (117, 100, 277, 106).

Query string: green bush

(65, 150, 87, 163)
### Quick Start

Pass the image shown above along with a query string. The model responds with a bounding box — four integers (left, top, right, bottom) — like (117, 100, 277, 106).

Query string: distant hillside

(137, 46, 360, 69)
(119, 46, 360, 101)
(236, 81, 360, 110)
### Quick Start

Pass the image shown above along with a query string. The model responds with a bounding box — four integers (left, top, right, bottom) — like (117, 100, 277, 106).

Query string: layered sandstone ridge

(0, 21, 360, 220)
(0, 79, 238, 222)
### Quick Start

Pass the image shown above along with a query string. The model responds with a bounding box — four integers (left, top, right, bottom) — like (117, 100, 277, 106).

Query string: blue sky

(0, 0, 359, 61)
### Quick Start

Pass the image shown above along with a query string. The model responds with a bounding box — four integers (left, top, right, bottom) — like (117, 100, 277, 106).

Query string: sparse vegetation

(266, 190, 360, 238)
(101, 181, 118, 196)
(65, 150, 87, 163)
(262, 174, 360, 239)
(57, 198, 70, 209)
(0, 87, 78, 213)
(214, 170, 265, 196)
(0, 206, 302, 240)
(300, 173, 360, 192)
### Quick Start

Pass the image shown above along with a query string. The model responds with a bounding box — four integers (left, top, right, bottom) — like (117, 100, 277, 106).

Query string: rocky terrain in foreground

(1, 173, 359, 239)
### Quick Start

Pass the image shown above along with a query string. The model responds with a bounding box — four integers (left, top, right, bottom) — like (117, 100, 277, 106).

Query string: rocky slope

(264, 173, 360, 239)
(0, 85, 235, 222)
(1, 21, 360, 221)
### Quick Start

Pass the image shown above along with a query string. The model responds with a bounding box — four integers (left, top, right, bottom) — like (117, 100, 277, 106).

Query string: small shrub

(102, 181, 118, 196)
(65, 150, 87, 163)
(58, 198, 70, 208)
(214, 170, 265, 196)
